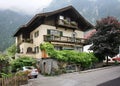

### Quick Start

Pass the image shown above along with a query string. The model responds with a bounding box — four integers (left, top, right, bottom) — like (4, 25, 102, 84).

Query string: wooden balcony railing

(44, 35, 88, 44)
(18, 39, 33, 45)
(57, 19, 78, 29)
(22, 39, 33, 43)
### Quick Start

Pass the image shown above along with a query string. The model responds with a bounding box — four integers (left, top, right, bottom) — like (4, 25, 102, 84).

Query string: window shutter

(60, 31, 63, 36)
(47, 29, 50, 35)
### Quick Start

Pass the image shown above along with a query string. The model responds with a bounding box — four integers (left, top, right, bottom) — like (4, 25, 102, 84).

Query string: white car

(22, 66, 39, 78)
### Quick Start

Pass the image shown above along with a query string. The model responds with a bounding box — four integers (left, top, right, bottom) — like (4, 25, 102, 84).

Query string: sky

(0, 0, 53, 15)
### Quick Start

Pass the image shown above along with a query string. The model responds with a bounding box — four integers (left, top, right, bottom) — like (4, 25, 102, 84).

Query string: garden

(40, 42, 98, 75)
(0, 51, 37, 86)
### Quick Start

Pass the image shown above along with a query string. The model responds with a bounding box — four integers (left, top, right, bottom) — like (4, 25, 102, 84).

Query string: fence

(0, 75, 28, 86)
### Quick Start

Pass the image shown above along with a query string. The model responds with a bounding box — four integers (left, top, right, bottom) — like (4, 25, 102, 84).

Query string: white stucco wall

(30, 24, 84, 58)
(18, 24, 84, 58)
(20, 42, 33, 54)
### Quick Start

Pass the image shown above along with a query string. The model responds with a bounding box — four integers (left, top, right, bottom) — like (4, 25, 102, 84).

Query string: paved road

(27, 66, 120, 86)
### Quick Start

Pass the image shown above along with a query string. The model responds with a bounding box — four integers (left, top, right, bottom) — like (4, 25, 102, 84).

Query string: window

(75, 47, 83, 52)
(59, 15, 64, 20)
(54, 46, 62, 50)
(27, 47, 32, 53)
(34, 46, 39, 53)
(66, 17, 71, 23)
(63, 47, 74, 50)
(34, 31, 39, 38)
(47, 29, 63, 36)
(72, 32, 77, 37)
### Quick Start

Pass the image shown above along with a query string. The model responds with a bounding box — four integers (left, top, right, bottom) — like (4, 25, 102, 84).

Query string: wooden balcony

(57, 19, 78, 29)
(22, 39, 33, 43)
(43, 35, 88, 45)
(18, 39, 33, 45)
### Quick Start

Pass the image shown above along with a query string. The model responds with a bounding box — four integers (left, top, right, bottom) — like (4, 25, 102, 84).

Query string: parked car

(103, 55, 120, 63)
(22, 66, 39, 78)
(112, 56, 120, 62)
(103, 57, 114, 63)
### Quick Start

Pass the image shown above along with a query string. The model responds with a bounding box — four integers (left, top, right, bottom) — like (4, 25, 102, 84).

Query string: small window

(47, 29, 63, 36)
(54, 46, 62, 50)
(72, 32, 77, 37)
(75, 47, 83, 52)
(34, 31, 39, 38)
(34, 46, 39, 53)
(66, 17, 71, 22)
(59, 15, 64, 20)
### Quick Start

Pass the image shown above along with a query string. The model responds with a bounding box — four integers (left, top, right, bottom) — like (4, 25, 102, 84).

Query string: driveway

(24, 66, 120, 86)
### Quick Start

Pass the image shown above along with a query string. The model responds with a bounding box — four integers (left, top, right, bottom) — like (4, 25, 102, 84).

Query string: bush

(0, 73, 13, 78)
(40, 42, 98, 70)
(10, 56, 37, 72)
(0, 54, 11, 76)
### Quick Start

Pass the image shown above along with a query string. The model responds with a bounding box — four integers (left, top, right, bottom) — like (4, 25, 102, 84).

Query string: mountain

(1, 0, 120, 51)
(0, 10, 31, 51)
(46, 0, 120, 24)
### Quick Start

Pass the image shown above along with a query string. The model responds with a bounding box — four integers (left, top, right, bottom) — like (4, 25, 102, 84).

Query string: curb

(80, 65, 118, 73)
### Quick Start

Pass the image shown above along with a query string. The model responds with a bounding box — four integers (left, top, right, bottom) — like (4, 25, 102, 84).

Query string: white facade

(16, 24, 85, 58)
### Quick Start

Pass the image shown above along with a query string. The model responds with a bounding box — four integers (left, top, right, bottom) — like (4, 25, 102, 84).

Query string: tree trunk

(106, 56, 108, 65)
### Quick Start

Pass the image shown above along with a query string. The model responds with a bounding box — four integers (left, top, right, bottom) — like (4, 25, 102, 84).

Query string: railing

(16, 53, 36, 58)
(0, 75, 28, 86)
(44, 35, 87, 44)
(18, 39, 33, 45)
(57, 19, 78, 29)
(22, 39, 33, 43)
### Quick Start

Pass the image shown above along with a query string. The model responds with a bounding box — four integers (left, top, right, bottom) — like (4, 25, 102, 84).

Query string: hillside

(46, 0, 120, 24)
(1, 0, 120, 51)
(0, 10, 31, 51)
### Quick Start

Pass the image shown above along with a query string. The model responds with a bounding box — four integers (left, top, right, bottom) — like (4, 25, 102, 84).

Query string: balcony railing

(44, 35, 87, 44)
(18, 39, 33, 45)
(22, 39, 33, 43)
(16, 53, 36, 58)
(57, 19, 78, 29)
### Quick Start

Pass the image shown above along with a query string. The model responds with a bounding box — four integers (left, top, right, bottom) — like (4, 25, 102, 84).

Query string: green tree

(0, 54, 11, 76)
(10, 56, 37, 72)
(89, 16, 120, 64)
(6, 44, 16, 58)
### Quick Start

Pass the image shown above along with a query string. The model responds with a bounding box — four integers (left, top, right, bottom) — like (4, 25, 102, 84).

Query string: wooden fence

(0, 75, 28, 86)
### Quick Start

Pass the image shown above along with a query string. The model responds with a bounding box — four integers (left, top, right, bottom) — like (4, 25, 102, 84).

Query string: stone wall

(39, 58, 58, 74)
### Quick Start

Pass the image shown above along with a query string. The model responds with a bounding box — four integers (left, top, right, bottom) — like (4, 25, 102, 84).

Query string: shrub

(0, 54, 11, 76)
(40, 42, 98, 70)
(0, 73, 13, 78)
(10, 56, 37, 72)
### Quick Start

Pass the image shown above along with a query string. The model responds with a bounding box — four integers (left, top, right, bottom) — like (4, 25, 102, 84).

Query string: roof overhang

(13, 6, 94, 37)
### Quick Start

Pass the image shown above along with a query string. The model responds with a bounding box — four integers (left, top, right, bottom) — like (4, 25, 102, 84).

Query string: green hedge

(40, 42, 98, 69)
(10, 56, 37, 72)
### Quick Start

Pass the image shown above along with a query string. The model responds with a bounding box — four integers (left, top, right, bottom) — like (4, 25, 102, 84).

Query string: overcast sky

(0, 0, 53, 15)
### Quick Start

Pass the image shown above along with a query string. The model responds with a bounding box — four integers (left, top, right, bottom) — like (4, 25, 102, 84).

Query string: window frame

(34, 31, 39, 38)
(47, 29, 63, 36)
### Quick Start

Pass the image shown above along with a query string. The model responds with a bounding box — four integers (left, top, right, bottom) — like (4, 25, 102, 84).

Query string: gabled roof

(14, 6, 94, 36)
